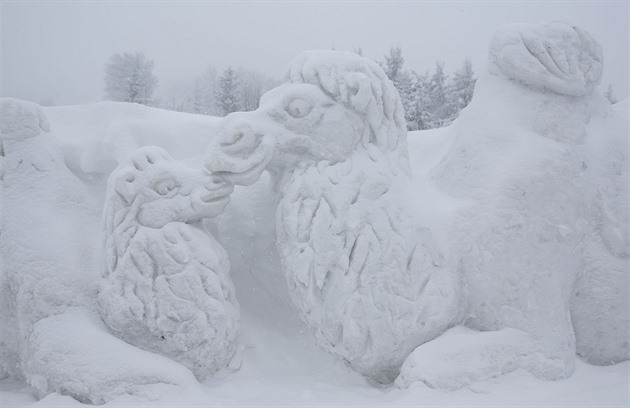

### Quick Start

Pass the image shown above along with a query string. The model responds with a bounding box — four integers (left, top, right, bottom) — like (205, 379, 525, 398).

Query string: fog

(2, 1, 628, 106)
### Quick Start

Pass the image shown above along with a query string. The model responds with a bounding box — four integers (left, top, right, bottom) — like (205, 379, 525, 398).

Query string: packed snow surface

(1, 21, 628, 407)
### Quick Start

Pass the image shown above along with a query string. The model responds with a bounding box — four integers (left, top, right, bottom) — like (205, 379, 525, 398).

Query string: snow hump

(489, 22, 603, 96)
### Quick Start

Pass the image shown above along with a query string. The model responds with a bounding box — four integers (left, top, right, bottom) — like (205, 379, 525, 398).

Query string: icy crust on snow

(99, 146, 239, 380)
(489, 22, 603, 96)
(206, 51, 460, 383)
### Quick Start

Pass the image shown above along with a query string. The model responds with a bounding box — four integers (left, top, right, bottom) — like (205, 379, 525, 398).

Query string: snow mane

(286, 51, 409, 167)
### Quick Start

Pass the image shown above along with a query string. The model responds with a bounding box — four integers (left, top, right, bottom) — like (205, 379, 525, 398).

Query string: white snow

(489, 22, 603, 96)
(0, 22, 628, 407)
(99, 146, 239, 380)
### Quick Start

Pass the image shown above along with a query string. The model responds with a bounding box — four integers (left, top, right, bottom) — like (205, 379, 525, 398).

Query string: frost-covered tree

(383, 46, 405, 82)
(604, 84, 618, 104)
(104, 52, 158, 105)
(382, 46, 417, 131)
(238, 69, 265, 112)
(216, 67, 240, 116)
(447, 58, 476, 115)
(427, 62, 449, 128)
(191, 79, 205, 114)
(408, 72, 432, 131)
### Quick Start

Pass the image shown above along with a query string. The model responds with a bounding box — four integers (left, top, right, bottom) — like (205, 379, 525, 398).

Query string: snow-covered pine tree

(604, 84, 618, 104)
(216, 67, 240, 116)
(409, 71, 432, 131)
(382, 46, 418, 131)
(446, 58, 476, 122)
(104, 52, 158, 105)
(191, 79, 205, 114)
(427, 62, 449, 128)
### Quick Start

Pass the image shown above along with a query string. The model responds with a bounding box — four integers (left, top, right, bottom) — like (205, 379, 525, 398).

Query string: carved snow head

(489, 22, 603, 96)
(206, 51, 409, 186)
(105, 146, 233, 231)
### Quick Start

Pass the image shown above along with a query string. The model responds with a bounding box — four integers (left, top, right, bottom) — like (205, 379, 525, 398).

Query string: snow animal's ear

(112, 169, 137, 205)
(345, 72, 377, 115)
(129, 146, 170, 171)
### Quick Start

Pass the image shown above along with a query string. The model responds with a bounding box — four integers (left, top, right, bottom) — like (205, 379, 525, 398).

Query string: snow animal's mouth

(200, 183, 234, 203)
(210, 151, 272, 186)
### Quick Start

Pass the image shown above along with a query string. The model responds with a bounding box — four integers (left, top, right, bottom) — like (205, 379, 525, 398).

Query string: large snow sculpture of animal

(206, 50, 462, 384)
(397, 22, 627, 389)
(99, 146, 240, 380)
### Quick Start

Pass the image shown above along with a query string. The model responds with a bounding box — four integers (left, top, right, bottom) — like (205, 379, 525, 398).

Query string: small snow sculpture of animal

(206, 51, 461, 384)
(100, 146, 239, 380)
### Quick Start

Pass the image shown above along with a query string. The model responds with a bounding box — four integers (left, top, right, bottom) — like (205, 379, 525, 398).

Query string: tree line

(103, 49, 478, 130)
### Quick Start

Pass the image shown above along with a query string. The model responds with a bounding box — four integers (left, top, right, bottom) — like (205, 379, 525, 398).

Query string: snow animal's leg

(395, 326, 567, 391)
(22, 309, 199, 404)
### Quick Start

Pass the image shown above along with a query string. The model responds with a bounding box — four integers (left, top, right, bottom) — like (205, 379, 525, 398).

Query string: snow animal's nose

(206, 112, 274, 186)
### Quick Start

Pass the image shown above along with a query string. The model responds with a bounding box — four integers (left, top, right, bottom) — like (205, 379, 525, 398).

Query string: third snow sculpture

(99, 146, 239, 380)
(206, 51, 460, 383)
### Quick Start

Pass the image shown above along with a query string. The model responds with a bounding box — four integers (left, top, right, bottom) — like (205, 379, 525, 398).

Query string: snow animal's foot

(395, 326, 574, 391)
(22, 309, 199, 405)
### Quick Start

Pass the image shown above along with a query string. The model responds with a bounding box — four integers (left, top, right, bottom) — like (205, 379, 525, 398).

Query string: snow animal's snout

(206, 112, 276, 186)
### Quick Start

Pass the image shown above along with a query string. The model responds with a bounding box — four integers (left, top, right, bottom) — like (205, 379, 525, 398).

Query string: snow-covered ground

(0, 99, 627, 407)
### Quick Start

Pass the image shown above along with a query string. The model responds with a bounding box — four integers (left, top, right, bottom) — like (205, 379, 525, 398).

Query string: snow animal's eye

(286, 99, 313, 118)
(155, 180, 177, 195)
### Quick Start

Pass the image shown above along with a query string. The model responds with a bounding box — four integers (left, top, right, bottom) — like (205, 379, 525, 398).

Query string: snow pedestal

(99, 146, 240, 380)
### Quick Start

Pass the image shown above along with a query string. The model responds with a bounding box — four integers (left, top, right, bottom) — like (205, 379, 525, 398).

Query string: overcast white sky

(2, 1, 628, 105)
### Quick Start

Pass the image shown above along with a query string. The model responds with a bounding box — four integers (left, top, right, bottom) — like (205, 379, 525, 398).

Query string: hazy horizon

(2, 1, 628, 106)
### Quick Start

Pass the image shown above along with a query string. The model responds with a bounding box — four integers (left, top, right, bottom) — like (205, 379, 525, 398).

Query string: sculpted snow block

(100, 146, 239, 380)
(206, 51, 460, 383)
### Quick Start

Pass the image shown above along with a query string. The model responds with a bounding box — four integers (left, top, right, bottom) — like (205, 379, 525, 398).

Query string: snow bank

(23, 309, 199, 405)
(44, 102, 220, 176)
(99, 146, 240, 380)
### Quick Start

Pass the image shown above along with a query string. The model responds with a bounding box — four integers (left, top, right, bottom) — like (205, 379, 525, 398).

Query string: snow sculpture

(489, 22, 603, 96)
(99, 146, 239, 380)
(206, 51, 461, 383)
(398, 21, 626, 389)
(1, 98, 101, 380)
